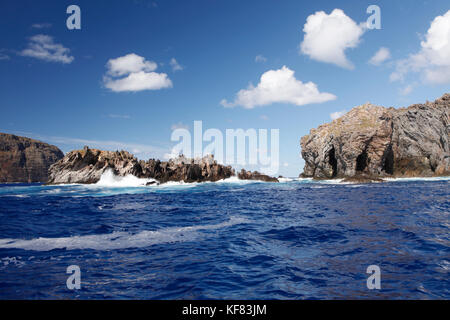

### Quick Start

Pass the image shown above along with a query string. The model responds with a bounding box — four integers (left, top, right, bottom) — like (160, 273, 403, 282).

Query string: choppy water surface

(0, 176, 449, 299)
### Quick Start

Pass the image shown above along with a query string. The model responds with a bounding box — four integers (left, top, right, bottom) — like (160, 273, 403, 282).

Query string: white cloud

(369, 47, 391, 65)
(221, 66, 336, 109)
(104, 71, 172, 92)
(13, 132, 169, 161)
(390, 10, 450, 84)
(106, 53, 157, 76)
(103, 53, 172, 92)
(260, 115, 269, 120)
(19, 34, 74, 64)
(330, 110, 346, 120)
(300, 9, 365, 69)
(0, 53, 10, 60)
(163, 150, 181, 160)
(31, 23, 52, 29)
(170, 58, 183, 71)
(399, 84, 414, 96)
(170, 122, 189, 130)
(255, 55, 267, 63)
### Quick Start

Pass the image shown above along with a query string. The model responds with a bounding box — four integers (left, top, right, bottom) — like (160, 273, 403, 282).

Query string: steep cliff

(0, 133, 64, 183)
(300, 94, 450, 179)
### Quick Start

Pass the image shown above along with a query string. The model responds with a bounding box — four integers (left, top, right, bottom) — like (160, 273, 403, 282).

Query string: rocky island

(0, 133, 64, 183)
(2, 94, 448, 185)
(47, 146, 278, 185)
(300, 93, 450, 181)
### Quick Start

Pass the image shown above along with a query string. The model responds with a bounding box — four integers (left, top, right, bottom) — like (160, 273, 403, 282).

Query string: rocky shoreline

(300, 93, 450, 182)
(1, 94, 448, 185)
(47, 146, 279, 185)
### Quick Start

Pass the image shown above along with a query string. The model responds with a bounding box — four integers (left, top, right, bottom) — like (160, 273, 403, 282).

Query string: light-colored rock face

(392, 96, 450, 176)
(301, 104, 393, 178)
(300, 94, 450, 178)
(47, 147, 140, 184)
(0, 133, 64, 183)
(48, 147, 236, 184)
(48, 147, 280, 184)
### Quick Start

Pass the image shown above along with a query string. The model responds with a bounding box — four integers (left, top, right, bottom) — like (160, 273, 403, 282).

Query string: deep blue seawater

(0, 177, 448, 299)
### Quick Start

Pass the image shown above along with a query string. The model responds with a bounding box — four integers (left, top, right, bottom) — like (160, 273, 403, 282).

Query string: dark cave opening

(382, 145, 394, 175)
(328, 147, 338, 178)
(356, 150, 368, 172)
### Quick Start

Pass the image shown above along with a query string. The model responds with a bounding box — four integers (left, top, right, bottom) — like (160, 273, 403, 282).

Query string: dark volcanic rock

(48, 148, 236, 184)
(143, 154, 236, 184)
(0, 133, 64, 183)
(300, 94, 449, 179)
(341, 175, 384, 184)
(238, 169, 279, 182)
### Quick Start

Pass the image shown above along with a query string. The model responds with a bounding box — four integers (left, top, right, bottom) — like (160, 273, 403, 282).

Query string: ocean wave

(1, 194, 30, 198)
(0, 216, 249, 251)
(315, 179, 345, 184)
(154, 180, 199, 189)
(216, 176, 258, 184)
(95, 169, 157, 187)
(1, 256, 25, 267)
(278, 177, 294, 183)
(384, 176, 450, 182)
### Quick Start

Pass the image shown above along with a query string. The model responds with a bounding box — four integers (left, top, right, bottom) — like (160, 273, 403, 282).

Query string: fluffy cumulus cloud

(106, 53, 157, 76)
(103, 53, 172, 92)
(330, 110, 347, 120)
(300, 9, 365, 69)
(20, 34, 74, 64)
(390, 10, 450, 84)
(369, 47, 391, 65)
(221, 66, 336, 109)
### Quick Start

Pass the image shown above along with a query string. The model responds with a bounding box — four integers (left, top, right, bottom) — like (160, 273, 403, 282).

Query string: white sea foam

(95, 169, 157, 187)
(316, 179, 345, 184)
(0, 216, 249, 251)
(3, 194, 30, 198)
(278, 177, 295, 183)
(384, 176, 450, 182)
(311, 176, 450, 184)
(216, 176, 265, 184)
(155, 180, 198, 189)
(43, 188, 63, 194)
(1, 256, 25, 267)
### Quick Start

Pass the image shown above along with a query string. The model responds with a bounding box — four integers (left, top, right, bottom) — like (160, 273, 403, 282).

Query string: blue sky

(0, 0, 449, 176)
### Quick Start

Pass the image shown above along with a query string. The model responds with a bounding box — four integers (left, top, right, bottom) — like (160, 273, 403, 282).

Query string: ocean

(0, 175, 449, 299)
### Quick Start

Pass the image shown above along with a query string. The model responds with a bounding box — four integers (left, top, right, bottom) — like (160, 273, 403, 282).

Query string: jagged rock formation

(238, 169, 279, 182)
(300, 94, 450, 179)
(47, 147, 143, 184)
(0, 133, 64, 183)
(48, 147, 277, 184)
